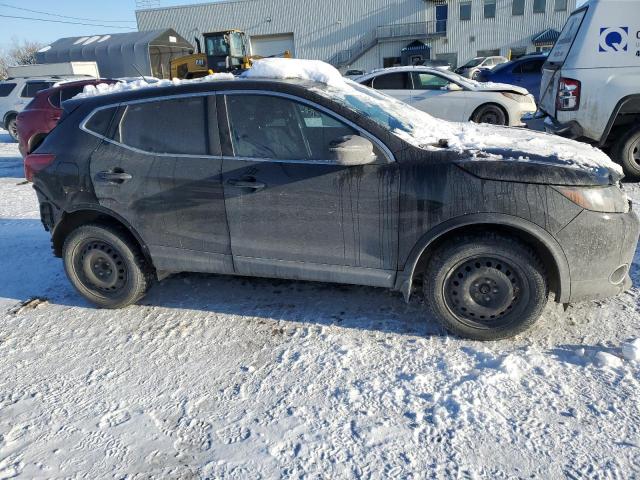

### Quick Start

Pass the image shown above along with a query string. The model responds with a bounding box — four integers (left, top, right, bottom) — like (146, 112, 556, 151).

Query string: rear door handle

(226, 179, 265, 190)
(96, 170, 132, 184)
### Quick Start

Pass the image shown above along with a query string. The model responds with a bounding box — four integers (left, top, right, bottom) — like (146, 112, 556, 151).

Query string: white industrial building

(136, 0, 577, 72)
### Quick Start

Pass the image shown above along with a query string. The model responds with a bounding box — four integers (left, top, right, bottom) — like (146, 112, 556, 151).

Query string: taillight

(556, 77, 581, 111)
(24, 153, 55, 182)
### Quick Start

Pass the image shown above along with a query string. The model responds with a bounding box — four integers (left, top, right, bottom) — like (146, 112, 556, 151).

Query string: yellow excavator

(170, 29, 292, 79)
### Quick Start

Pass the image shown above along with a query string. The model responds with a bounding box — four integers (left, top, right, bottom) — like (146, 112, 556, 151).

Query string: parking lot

(1, 127, 639, 477)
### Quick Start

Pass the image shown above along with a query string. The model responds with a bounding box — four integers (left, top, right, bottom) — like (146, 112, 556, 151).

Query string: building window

(477, 49, 500, 57)
(533, 0, 546, 13)
(460, 1, 472, 20)
(484, 0, 496, 18)
(554, 0, 567, 10)
(509, 47, 528, 59)
(383, 57, 401, 68)
(512, 0, 525, 15)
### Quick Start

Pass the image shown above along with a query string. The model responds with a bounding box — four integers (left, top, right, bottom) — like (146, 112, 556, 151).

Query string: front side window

(226, 94, 369, 161)
(484, 0, 496, 18)
(460, 1, 472, 20)
(371, 72, 412, 90)
(117, 97, 208, 155)
(512, 0, 525, 15)
(0, 83, 16, 97)
(412, 72, 451, 90)
(21, 81, 53, 98)
(533, 0, 546, 13)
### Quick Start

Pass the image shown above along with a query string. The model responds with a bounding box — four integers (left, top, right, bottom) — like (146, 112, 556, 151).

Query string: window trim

(459, 1, 472, 21)
(80, 90, 395, 164)
(483, 0, 497, 18)
(221, 90, 394, 165)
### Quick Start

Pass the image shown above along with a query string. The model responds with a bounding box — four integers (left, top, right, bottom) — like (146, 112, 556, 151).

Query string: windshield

(546, 8, 587, 65)
(317, 81, 454, 146)
(205, 35, 229, 56)
(462, 58, 484, 68)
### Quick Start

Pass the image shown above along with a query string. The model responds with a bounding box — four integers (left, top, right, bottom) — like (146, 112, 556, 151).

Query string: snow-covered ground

(0, 130, 639, 478)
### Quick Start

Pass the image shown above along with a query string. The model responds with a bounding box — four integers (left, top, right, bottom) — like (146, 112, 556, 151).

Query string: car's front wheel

(472, 104, 507, 125)
(63, 224, 153, 308)
(423, 234, 548, 340)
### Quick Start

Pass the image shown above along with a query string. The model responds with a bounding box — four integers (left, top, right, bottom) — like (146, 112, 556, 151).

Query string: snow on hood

(74, 73, 236, 99)
(241, 58, 346, 88)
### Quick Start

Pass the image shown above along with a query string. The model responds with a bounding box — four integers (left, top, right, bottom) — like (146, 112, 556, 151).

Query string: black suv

(26, 77, 639, 340)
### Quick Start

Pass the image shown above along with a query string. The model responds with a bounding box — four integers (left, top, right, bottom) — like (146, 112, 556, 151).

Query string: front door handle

(226, 178, 265, 190)
(96, 170, 132, 184)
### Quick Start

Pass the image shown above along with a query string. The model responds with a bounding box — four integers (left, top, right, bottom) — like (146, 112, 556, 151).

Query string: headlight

(501, 92, 533, 103)
(554, 185, 630, 213)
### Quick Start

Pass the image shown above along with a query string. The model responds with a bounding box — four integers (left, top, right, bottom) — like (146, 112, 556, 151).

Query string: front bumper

(555, 207, 640, 303)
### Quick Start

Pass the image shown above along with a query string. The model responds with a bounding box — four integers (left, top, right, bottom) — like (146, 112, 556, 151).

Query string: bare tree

(0, 40, 44, 79)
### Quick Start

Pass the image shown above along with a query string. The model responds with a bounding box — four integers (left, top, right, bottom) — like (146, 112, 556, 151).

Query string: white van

(540, 0, 640, 176)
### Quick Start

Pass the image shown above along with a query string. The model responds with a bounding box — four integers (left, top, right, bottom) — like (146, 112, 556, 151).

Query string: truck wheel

(612, 126, 640, 179)
(472, 104, 507, 125)
(6, 116, 18, 142)
(423, 234, 548, 340)
(63, 224, 153, 309)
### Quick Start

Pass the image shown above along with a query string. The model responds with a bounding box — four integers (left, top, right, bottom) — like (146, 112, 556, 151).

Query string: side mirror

(329, 135, 377, 166)
(446, 83, 463, 91)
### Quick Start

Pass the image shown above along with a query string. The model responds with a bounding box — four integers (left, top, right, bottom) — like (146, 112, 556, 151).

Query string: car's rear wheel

(612, 125, 640, 179)
(472, 104, 507, 125)
(423, 234, 548, 340)
(6, 116, 18, 142)
(63, 224, 153, 308)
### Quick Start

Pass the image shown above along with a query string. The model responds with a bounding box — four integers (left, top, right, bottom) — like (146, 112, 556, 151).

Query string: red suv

(16, 79, 116, 156)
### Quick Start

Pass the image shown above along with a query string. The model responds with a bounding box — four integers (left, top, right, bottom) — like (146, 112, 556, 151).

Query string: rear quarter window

(0, 83, 17, 97)
(85, 106, 120, 137)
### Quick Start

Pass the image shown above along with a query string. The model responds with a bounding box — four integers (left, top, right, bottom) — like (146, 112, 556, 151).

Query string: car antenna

(131, 63, 152, 84)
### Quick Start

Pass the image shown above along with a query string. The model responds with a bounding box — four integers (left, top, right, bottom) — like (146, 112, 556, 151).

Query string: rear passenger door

(369, 72, 413, 104)
(219, 92, 399, 287)
(85, 94, 233, 274)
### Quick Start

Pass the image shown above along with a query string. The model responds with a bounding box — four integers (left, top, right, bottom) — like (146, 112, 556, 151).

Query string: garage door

(250, 34, 295, 58)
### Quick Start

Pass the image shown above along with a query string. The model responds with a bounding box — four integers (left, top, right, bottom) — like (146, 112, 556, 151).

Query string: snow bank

(621, 338, 640, 362)
(241, 58, 347, 88)
(75, 73, 236, 99)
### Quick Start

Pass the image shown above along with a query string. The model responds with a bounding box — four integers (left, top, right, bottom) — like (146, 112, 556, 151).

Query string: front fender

(394, 212, 571, 303)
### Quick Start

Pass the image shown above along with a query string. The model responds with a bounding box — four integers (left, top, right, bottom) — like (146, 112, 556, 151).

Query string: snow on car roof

(73, 58, 621, 175)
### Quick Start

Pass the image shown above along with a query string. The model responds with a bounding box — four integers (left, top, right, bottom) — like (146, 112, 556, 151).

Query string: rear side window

(0, 83, 16, 97)
(372, 72, 412, 90)
(515, 59, 545, 74)
(85, 106, 119, 137)
(117, 97, 208, 155)
(51, 85, 89, 108)
(21, 81, 54, 98)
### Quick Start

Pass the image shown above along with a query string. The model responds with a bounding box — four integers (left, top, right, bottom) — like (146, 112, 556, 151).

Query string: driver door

(220, 93, 399, 287)
(409, 71, 469, 121)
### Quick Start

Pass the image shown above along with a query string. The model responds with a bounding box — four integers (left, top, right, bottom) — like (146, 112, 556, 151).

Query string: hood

(452, 126, 622, 186)
(469, 80, 530, 95)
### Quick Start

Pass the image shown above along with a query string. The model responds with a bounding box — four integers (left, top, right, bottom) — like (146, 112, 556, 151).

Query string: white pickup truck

(540, 0, 640, 177)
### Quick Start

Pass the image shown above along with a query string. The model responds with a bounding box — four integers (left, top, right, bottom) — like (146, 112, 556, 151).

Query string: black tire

(472, 104, 507, 126)
(6, 116, 18, 142)
(423, 234, 548, 341)
(612, 125, 640, 179)
(63, 224, 153, 309)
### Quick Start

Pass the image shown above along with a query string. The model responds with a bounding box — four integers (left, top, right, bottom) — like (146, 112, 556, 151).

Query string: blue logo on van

(599, 27, 629, 52)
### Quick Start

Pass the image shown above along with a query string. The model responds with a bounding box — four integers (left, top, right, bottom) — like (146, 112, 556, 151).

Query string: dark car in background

(16, 78, 117, 156)
(24, 76, 638, 340)
(476, 55, 547, 101)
